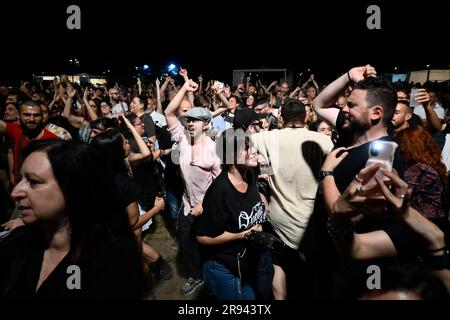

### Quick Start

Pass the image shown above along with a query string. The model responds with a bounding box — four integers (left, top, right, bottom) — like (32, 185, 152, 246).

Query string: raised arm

(265, 81, 277, 95)
(121, 115, 151, 163)
(310, 74, 319, 90)
(159, 77, 171, 102)
(155, 78, 164, 115)
(179, 67, 194, 107)
(198, 74, 203, 94)
(289, 87, 302, 98)
(137, 78, 142, 95)
(48, 86, 62, 113)
(415, 89, 442, 132)
(314, 64, 377, 127)
(164, 80, 199, 129)
(62, 89, 85, 128)
(83, 87, 99, 122)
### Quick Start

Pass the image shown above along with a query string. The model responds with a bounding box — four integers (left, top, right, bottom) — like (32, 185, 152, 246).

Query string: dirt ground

(143, 214, 210, 300)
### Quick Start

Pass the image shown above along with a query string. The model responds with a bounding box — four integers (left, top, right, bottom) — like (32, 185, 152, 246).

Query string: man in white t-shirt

(251, 98, 333, 299)
(109, 88, 129, 117)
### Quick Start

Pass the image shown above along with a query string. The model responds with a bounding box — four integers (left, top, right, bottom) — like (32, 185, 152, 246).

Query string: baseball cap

(185, 107, 213, 123)
(233, 108, 266, 130)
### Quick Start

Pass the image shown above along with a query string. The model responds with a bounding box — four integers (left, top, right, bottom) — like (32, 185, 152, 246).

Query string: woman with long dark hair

(0, 139, 145, 299)
(91, 116, 171, 285)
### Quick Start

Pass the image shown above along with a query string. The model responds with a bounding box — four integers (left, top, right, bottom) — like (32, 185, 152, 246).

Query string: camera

(365, 141, 398, 182)
(369, 142, 382, 157)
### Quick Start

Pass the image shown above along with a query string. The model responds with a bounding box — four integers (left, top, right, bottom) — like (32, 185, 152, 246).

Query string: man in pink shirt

(165, 80, 221, 295)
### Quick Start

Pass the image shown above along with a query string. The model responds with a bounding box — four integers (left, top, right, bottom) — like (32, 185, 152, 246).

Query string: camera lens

(370, 145, 379, 157)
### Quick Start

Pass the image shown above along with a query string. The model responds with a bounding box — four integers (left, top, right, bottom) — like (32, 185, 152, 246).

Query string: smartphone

(213, 81, 224, 91)
(365, 141, 398, 181)
(409, 88, 420, 107)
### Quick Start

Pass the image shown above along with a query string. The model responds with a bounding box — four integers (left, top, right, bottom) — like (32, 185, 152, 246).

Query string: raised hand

(183, 79, 199, 92)
(155, 78, 160, 87)
(348, 64, 377, 83)
(179, 67, 188, 78)
(83, 87, 89, 101)
(198, 74, 203, 83)
(413, 88, 430, 106)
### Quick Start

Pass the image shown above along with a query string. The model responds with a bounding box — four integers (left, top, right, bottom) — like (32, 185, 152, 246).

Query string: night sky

(0, 0, 449, 83)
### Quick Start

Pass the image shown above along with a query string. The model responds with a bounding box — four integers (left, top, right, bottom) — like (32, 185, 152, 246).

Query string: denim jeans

(202, 260, 255, 300)
(166, 189, 181, 220)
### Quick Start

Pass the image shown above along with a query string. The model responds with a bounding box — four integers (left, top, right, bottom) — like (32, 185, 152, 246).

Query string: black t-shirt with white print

(195, 170, 267, 279)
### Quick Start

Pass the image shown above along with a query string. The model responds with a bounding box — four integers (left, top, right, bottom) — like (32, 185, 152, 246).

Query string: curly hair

(397, 126, 447, 184)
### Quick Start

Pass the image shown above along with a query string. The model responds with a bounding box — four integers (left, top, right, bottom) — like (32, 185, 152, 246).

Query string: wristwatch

(319, 170, 334, 181)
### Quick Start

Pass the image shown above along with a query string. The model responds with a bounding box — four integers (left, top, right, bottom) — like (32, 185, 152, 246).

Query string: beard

(21, 123, 44, 139)
(342, 116, 370, 134)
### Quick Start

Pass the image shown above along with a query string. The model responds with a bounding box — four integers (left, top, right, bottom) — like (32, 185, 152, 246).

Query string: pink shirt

(168, 121, 221, 216)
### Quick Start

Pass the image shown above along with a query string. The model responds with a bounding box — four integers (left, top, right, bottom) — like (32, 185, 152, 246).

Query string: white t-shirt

(413, 102, 445, 120)
(150, 111, 167, 127)
(251, 128, 334, 250)
(112, 101, 129, 117)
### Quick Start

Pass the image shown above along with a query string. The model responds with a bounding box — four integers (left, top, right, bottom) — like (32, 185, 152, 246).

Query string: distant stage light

(168, 63, 176, 71)
(143, 64, 150, 70)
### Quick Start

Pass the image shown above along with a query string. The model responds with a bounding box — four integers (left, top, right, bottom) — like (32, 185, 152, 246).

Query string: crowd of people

(0, 65, 449, 300)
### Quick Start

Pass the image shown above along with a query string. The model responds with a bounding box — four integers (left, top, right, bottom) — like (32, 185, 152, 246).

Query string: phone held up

(365, 140, 398, 182)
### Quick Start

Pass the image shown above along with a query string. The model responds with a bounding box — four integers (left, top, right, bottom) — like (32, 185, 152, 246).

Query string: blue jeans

(202, 260, 255, 300)
(166, 189, 181, 220)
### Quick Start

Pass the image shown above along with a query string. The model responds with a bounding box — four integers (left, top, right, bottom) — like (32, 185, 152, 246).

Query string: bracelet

(428, 246, 448, 253)
(347, 72, 352, 83)
(423, 248, 450, 270)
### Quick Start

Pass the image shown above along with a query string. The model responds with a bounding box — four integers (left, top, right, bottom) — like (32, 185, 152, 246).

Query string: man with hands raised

(164, 79, 221, 295)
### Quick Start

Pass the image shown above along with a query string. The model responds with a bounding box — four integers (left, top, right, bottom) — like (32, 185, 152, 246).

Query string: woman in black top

(0, 139, 145, 299)
(91, 116, 170, 284)
(195, 129, 270, 300)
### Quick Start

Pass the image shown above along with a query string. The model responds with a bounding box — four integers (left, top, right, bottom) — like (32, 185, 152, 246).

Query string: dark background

(0, 0, 449, 83)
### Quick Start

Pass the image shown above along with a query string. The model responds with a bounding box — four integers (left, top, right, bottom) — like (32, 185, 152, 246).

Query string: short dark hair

(280, 98, 306, 124)
(136, 95, 148, 111)
(353, 77, 397, 127)
(194, 94, 211, 108)
(229, 95, 241, 105)
(19, 100, 42, 112)
(90, 118, 117, 131)
(215, 128, 249, 171)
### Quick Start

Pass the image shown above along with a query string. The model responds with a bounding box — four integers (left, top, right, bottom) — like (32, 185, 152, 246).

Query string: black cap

(233, 108, 266, 130)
